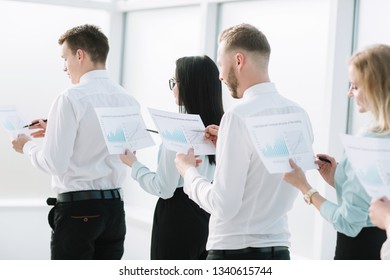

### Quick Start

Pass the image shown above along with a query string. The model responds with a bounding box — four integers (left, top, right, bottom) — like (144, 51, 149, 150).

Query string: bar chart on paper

(106, 127, 126, 142)
(259, 131, 308, 158)
(161, 128, 187, 143)
(0, 106, 28, 137)
(341, 134, 390, 199)
(148, 108, 216, 155)
(95, 106, 155, 154)
(246, 113, 316, 174)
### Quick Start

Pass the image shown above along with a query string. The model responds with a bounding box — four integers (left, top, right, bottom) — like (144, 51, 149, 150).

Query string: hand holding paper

(120, 149, 137, 167)
(175, 148, 203, 177)
(283, 159, 312, 193)
(205, 124, 219, 146)
(12, 134, 31, 154)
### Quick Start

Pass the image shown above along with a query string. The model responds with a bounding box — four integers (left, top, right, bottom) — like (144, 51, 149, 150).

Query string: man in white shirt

(175, 23, 313, 260)
(12, 24, 139, 259)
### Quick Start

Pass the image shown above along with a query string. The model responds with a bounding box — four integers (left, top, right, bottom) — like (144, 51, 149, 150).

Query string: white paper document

(0, 106, 29, 138)
(246, 113, 316, 174)
(148, 108, 215, 155)
(341, 134, 390, 199)
(95, 106, 155, 154)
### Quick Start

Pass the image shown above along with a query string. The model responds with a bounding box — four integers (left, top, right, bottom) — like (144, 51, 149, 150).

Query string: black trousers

(334, 226, 386, 260)
(151, 187, 210, 260)
(48, 199, 126, 260)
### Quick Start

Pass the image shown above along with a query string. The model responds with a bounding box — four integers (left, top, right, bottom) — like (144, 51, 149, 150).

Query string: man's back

(42, 70, 139, 193)
(206, 82, 312, 250)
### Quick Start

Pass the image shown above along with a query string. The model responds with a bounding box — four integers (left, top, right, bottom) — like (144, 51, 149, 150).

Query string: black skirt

(150, 187, 210, 260)
(334, 226, 387, 260)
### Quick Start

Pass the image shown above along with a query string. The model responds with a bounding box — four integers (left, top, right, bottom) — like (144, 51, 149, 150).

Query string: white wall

(0, 0, 382, 260)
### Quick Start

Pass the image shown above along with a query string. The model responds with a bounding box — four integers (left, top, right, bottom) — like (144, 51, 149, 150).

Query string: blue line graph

(161, 129, 187, 143)
(261, 137, 289, 157)
(285, 130, 308, 154)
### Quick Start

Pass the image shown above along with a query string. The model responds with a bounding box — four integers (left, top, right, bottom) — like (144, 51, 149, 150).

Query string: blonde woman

(283, 44, 390, 259)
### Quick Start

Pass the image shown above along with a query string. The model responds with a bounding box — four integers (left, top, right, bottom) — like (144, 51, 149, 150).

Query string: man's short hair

(219, 23, 271, 59)
(58, 24, 109, 64)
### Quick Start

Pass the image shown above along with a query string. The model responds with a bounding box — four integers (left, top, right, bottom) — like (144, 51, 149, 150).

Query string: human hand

(29, 119, 47, 138)
(282, 158, 311, 193)
(369, 197, 390, 230)
(315, 154, 337, 187)
(120, 149, 137, 167)
(204, 125, 219, 146)
(12, 134, 32, 153)
(175, 148, 202, 176)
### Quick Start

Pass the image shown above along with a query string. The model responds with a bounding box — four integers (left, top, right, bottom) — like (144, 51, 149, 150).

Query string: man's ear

(235, 52, 245, 70)
(76, 49, 84, 63)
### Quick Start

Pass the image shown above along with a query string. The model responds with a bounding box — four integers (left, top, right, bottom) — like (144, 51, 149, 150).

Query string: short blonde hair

(219, 23, 270, 60)
(350, 44, 390, 134)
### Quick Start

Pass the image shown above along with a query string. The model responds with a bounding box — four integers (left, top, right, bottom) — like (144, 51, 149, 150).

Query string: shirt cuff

(183, 166, 200, 195)
(22, 140, 37, 155)
(319, 199, 337, 223)
(131, 161, 145, 179)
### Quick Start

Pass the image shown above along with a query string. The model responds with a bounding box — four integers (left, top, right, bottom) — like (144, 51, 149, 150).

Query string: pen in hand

(318, 156, 331, 164)
(23, 119, 48, 128)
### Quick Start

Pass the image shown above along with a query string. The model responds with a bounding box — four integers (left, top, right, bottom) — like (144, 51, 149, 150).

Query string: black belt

(208, 246, 288, 256)
(56, 189, 121, 203)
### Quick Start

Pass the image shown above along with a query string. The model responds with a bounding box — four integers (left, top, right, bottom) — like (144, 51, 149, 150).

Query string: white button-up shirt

(23, 70, 140, 194)
(183, 82, 314, 250)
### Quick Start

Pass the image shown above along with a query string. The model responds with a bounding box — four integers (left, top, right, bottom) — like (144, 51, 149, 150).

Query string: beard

(227, 66, 239, 98)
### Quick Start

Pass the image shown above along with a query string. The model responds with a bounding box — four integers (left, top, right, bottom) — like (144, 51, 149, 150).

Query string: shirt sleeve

(23, 93, 78, 175)
(131, 146, 181, 199)
(319, 160, 370, 237)
(183, 112, 250, 220)
(22, 141, 52, 174)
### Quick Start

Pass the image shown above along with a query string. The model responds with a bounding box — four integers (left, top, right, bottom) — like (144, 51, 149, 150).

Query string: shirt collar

(242, 82, 278, 100)
(79, 69, 109, 83)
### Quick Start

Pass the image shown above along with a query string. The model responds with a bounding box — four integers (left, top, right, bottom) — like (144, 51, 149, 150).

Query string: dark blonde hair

(350, 44, 390, 134)
(219, 23, 271, 59)
(58, 24, 109, 64)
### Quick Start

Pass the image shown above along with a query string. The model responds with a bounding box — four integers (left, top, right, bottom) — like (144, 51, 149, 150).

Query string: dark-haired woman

(120, 55, 224, 259)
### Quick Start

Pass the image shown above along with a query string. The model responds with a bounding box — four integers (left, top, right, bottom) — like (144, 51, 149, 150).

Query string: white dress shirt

(183, 82, 313, 250)
(131, 145, 215, 199)
(23, 70, 140, 194)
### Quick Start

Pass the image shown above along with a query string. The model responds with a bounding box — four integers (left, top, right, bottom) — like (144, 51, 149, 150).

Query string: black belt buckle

(46, 197, 57, 206)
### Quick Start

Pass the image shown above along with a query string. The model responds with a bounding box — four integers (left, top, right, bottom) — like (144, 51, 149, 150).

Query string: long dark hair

(175, 55, 224, 165)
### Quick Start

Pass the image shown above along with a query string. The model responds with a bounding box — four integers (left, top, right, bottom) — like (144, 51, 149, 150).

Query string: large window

(0, 1, 109, 199)
(121, 5, 202, 215)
